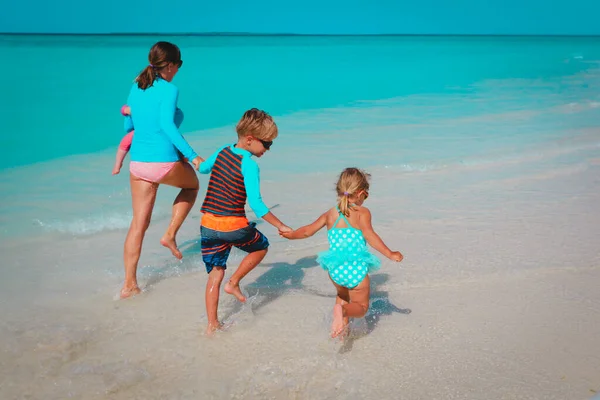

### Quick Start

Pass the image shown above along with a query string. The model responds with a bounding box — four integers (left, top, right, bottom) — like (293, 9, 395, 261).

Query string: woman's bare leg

(158, 161, 199, 259)
(122, 174, 158, 298)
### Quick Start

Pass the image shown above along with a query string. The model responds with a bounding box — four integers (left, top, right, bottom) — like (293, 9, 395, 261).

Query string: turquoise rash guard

(126, 78, 198, 162)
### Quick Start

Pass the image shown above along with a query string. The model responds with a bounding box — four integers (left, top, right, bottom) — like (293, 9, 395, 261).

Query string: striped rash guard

(199, 144, 269, 218)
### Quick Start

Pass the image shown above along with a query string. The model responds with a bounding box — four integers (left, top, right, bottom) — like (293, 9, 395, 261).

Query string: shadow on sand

(139, 234, 410, 348)
(219, 255, 320, 321)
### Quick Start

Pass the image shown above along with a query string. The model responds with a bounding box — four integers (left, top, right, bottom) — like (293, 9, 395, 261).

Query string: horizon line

(1, 32, 599, 38)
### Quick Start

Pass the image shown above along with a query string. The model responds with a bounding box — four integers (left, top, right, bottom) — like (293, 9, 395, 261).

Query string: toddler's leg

(206, 266, 226, 336)
(112, 148, 128, 175)
(113, 131, 134, 175)
(225, 249, 268, 302)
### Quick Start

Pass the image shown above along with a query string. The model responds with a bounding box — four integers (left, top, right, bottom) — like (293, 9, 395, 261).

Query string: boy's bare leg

(205, 266, 225, 336)
(224, 249, 268, 302)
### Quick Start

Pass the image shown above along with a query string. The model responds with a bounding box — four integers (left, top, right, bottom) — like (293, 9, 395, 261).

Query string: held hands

(278, 225, 293, 239)
(389, 251, 404, 262)
(191, 156, 205, 171)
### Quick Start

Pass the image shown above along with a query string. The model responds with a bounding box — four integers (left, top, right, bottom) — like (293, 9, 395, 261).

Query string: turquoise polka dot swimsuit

(317, 207, 381, 289)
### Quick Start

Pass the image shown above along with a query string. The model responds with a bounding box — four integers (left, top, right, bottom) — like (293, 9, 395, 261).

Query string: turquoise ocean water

(1, 35, 599, 239)
(1, 35, 598, 170)
(1, 35, 600, 399)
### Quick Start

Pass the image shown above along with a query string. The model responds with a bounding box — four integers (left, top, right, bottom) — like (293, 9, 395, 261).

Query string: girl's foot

(331, 304, 347, 338)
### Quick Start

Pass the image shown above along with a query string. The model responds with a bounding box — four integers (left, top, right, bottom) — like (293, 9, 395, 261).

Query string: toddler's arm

(280, 213, 327, 239)
(359, 208, 403, 262)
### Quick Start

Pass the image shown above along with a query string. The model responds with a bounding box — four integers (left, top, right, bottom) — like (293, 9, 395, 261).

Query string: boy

(199, 108, 291, 335)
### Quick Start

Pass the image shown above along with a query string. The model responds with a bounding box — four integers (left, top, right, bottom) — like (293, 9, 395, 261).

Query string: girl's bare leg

(331, 275, 371, 338)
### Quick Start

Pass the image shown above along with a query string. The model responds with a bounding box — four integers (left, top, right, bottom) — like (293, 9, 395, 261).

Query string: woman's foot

(224, 281, 246, 302)
(331, 304, 347, 338)
(160, 235, 183, 259)
(120, 285, 141, 299)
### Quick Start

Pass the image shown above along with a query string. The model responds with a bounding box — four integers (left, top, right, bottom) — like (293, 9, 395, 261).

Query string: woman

(121, 41, 203, 299)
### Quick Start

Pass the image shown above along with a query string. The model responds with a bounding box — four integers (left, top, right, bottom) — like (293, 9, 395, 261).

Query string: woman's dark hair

(135, 41, 182, 90)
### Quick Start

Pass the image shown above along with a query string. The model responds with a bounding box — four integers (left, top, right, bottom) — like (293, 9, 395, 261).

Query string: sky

(1, 0, 598, 35)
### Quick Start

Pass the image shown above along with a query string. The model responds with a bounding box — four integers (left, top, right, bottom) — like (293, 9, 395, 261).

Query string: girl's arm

(359, 207, 403, 261)
(280, 212, 327, 240)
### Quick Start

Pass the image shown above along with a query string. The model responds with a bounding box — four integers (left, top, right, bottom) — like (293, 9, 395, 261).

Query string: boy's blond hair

(336, 168, 371, 217)
(236, 108, 278, 141)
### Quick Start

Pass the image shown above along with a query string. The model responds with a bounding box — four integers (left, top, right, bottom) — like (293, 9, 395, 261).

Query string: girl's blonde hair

(336, 168, 371, 216)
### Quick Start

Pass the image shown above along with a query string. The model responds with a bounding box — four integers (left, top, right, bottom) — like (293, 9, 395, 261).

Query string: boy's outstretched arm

(263, 212, 292, 232)
(359, 208, 403, 262)
(242, 157, 292, 232)
(280, 213, 327, 240)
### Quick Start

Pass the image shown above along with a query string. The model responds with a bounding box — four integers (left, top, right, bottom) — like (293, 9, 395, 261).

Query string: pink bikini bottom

(130, 161, 177, 183)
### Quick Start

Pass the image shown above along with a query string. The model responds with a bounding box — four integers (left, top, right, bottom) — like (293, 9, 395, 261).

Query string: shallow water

(1, 35, 600, 399)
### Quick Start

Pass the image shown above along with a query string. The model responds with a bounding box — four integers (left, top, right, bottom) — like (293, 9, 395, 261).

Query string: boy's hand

(278, 225, 293, 239)
(389, 251, 403, 262)
(191, 156, 204, 171)
(278, 225, 292, 233)
(279, 229, 295, 239)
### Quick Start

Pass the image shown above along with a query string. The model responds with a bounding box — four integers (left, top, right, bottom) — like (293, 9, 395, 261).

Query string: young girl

(280, 168, 403, 338)
(112, 105, 185, 175)
(112, 105, 134, 175)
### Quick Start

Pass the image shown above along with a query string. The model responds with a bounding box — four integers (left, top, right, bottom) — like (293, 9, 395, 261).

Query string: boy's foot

(224, 281, 246, 302)
(120, 286, 141, 299)
(205, 321, 224, 336)
(160, 235, 183, 259)
(331, 304, 347, 338)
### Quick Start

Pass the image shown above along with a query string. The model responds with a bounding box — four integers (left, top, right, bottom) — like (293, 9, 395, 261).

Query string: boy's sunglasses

(259, 139, 273, 150)
(175, 59, 183, 68)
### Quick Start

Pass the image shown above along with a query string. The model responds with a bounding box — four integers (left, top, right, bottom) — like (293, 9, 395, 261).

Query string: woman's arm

(159, 85, 198, 161)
